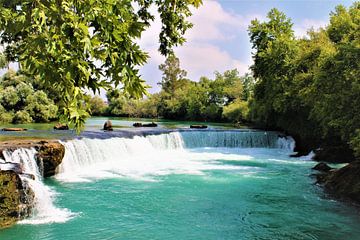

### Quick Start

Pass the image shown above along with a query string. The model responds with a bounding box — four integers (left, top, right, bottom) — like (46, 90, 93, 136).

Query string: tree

(0, 70, 58, 123)
(89, 96, 107, 116)
(0, 0, 202, 130)
(158, 54, 187, 94)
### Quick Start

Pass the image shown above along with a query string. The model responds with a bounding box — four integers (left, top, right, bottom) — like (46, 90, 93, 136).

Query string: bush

(13, 110, 32, 124)
(223, 100, 249, 123)
(0, 104, 14, 123)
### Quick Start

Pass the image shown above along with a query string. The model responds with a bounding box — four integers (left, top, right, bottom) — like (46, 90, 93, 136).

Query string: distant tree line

(89, 55, 255, 123)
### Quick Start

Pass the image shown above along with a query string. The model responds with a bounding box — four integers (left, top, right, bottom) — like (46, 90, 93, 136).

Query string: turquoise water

(1, 132, 360, 239)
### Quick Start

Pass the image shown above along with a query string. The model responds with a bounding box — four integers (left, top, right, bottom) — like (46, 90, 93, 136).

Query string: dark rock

(143, 122, 157, 127)
(0, 170, 35, 228)
(190, 125, 208, 129)
(1, 128, 27, 132)
(312, 162, 333, 172)
(133, 122, 158, 127)
(313, 146, 355, 163)
(53, 123, 69, 130)
(103, 120, 113, 131)
(317, 161, 360, 203)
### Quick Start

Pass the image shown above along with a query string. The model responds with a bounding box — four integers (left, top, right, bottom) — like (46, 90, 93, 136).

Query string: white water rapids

(56, 131, 296, 182)
(1, 130, 298, 225)
(1, 148, 75, 225)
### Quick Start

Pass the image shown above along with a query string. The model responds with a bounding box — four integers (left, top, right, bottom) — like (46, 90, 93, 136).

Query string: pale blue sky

(140, 0, 355, 93)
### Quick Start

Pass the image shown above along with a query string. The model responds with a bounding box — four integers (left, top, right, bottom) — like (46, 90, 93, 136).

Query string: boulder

(1, 128, 27, 132)
(313, 146, 355, 163)
(53, 123, 69, 130)
(36, 141, 65, 177)
(103, 120, 113, 131)
(0, 170, 34, 228)
(190, 125, 208, 129)
(133, 122, 142, 127)
(133, 122, 158, 127)
(312, 162, 333, 172)
(316, 161, 360, 203)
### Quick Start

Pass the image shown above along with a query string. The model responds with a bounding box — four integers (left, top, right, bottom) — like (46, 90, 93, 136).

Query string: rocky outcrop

(315, 161, 360, 203)
(0, 170, 34, 228)
(312, 162, 333, 172)
(0, 139, 65, 228)
(36, 141, 65, 177)
(313, 146, 355, 163)
(0, 139, 65, 177)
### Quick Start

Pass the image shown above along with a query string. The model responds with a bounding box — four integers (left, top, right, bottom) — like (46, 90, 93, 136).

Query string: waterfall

(1, 148, 74, 224)
(56, 131, 295, 182)
(179, 131, 295, 149)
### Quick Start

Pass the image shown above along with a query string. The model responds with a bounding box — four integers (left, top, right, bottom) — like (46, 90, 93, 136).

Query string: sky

(139, 0, 355, 93)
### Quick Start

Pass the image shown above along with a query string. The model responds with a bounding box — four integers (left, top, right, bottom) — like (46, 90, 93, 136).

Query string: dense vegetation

(248, 3, 360, 158)
(0, 70, 58, 124)
(93, 55, 255, 122)
(0, 0, 202, 129)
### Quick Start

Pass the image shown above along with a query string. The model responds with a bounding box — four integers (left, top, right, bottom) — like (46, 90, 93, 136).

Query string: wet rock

(0, 170, 35, 228)
(317, 161, 360, 203)
(35, 141, 65, 177)
(313, 146, 355, 163)
(0, 140, 65, 177)
(53, 123, 69, 130)
(133, 122, 158, 127)
(312, 162, 333, 172)
(133, 122, 142, 127)
(190, 125, 208, 129)
(1, 128, 27, 132)
(103, 120, 113, 131)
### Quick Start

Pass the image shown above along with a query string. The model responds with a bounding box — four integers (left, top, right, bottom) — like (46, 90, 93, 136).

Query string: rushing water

(1, 130, 360, 240)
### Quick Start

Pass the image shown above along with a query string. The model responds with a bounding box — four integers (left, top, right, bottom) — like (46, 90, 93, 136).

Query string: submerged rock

(1, 128, 27, 132)
(312, 162, 333, 172)
(316, 161, 360, 203)
(103, 120, 113, 131)
(54, 123, 69, 130)
(190, 125, 208, 129)
(0, 170, 35, 228)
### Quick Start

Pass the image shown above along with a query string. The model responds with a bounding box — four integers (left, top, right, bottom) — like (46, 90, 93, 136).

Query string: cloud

(294, 19, 328, 37)
(176, 43, 250, 80)
(138, 0, 253, 92)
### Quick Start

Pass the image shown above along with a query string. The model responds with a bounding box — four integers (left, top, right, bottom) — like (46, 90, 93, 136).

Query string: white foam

(56, 133, 260, 183)
(3, 148, 76, 225)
